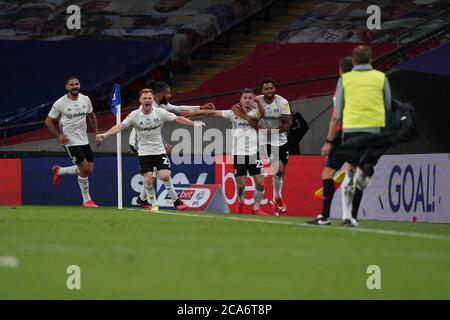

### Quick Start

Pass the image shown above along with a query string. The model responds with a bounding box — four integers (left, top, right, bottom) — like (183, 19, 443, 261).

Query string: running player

(45, 76, 99, 208)
(96, 88, 205, 211)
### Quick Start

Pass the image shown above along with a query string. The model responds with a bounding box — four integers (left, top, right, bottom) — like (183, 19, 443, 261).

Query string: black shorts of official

(138, 154, 171, 174)
(327, 132, 372, 171)
(234, 153, 263, 177)
(325, 130, 342, 168)
(129, 144, 138, 155)
(266, 143, 289, 166)
(64, 144, 94, 165)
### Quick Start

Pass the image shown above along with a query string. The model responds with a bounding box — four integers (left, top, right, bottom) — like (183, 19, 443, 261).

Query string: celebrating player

(96, 88, 205, 211)
(187, 89, 269, 215)
(45, 76, 99, 208)
(129, 80, 215, 210)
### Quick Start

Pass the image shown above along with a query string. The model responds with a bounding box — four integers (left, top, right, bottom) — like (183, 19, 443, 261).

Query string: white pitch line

(123, 208, 450, 241)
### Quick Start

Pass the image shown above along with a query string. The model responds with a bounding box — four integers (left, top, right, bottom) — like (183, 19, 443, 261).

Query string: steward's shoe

(344, 218, 359, 227)
(52, 165, 62, 187)
(306, 215, 331, 225)
(82, 200, 99, 208)
(136, 197, 152, 209)
(174, 199, 189, 211)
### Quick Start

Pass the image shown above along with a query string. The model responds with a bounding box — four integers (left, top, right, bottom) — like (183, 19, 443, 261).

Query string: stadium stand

(0, 0, 448, 148)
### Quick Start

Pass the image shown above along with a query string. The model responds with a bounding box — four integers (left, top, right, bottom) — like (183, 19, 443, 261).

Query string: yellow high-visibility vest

(342, 69, 386, 129)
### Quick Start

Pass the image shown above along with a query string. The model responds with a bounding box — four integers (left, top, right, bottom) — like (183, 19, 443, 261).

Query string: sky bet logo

(387, 164, 438, 213)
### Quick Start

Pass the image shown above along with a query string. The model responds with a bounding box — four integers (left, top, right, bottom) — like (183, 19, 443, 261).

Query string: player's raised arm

(181, 110, 223, 118)
(174, 115, 206, 127)
(96, 123, 127, 145)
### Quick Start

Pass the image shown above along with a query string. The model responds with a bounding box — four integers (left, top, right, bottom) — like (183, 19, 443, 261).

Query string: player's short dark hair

(66, 75, 79, 83)
(152, 81, 170, 94)
(260, 77, 276, 89)
(352, 45, 372, 65)
(339, 56, 353, 73)
(241, 88, 254, 95)
(139, 88, 153, 96)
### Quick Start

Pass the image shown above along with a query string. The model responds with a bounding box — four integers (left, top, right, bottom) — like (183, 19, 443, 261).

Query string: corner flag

(314, 170, 346, 199)
(109, 83, 123, 209)
(110, 83, 121, 115)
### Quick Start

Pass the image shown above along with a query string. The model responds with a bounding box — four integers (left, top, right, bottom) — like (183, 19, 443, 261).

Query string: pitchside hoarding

(330, 154, 450, 223)
(19, 156, 214, 207)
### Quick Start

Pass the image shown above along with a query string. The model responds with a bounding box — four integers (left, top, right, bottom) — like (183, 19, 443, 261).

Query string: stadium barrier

(330, 154, 450, 223)
(2, 154, 448, 222)
(0, 159, 21, 205)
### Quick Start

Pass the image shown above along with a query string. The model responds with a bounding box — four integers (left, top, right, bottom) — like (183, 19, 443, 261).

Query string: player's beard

(70, 89, 79, 96)
(264, 93, 275, 100)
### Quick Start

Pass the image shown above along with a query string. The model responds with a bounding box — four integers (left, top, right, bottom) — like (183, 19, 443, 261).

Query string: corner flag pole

(110, 84, 123, 209)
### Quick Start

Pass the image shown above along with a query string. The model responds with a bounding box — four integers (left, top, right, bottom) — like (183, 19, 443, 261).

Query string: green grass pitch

(1, 205, 449, 299)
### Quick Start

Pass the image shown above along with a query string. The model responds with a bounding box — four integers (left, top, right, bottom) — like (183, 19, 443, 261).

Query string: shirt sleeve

(48, 102, 61, 120)
(86, 96, 93, 113)
(221, 110, 234, 121)
(121, 112, 135, 128)
(160, 108, 177, 122)
(280, 97, 291, 115)
(165, 103, 200, 114)
(383, 77, 392, 112)
(334, 78, 344, 121)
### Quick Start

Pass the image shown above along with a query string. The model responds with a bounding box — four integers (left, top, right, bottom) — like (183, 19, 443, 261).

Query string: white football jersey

(257, 94, 291, 146)
(48, 93, 93, 147)
(122, 106, 176, 156)
(128, 102, 200, 148)
(222, 109, 260, 155)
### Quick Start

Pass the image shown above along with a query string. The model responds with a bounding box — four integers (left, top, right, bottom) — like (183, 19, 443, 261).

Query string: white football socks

(139, 184, 147, 201)
(77, 176, 91, 203)
(273, 175, 283, 199)
(163, 178, 179, 201)
(253, 189, 264, 210)
(59, 165, 79, 176)
(341, 172, 354, 221)
(144, 183, 158, 205)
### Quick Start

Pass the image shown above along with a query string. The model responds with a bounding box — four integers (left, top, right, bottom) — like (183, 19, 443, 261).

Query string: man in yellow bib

(318, 45, 392, 227)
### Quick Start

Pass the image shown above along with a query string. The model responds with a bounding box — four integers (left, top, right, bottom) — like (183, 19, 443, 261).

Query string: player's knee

(159, 173, 170, 182)
(255, 181, 264, 191)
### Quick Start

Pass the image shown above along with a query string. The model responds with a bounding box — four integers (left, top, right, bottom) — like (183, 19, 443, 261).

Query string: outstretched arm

(183, 110, 223, 118)
(96, 123, 126, 145)
(175, 116, 206, 127)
